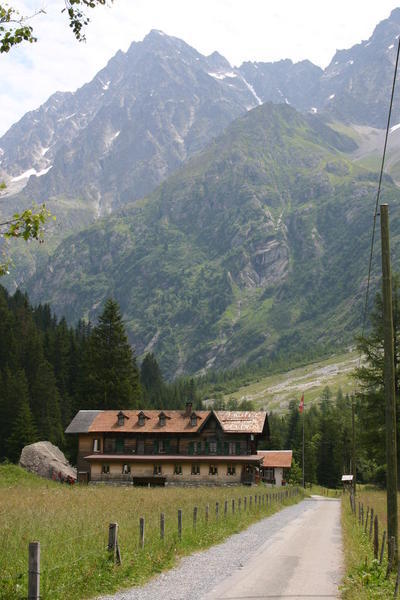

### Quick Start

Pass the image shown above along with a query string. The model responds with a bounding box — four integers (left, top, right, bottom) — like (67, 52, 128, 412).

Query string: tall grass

(341, 489, 398, 598)
(0, 465, 304, 599)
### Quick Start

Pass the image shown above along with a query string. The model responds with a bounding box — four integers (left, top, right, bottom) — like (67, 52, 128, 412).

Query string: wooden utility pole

(351, 398, 356, 498)
(380, 203, 398, 565)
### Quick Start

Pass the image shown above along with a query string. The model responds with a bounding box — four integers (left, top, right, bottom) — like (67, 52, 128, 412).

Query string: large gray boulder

(19, 441, 77, 481)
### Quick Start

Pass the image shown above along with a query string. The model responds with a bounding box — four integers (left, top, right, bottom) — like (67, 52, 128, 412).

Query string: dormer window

(117, 411, 129, 427)
(190, 413, 198, 427)
(158, 411, 170, 427)
(137, 411, 148, 426)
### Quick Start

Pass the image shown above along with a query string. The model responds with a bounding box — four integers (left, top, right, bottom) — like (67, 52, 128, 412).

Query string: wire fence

(348, 492, 400, 597)
(21, 486, 302, 599)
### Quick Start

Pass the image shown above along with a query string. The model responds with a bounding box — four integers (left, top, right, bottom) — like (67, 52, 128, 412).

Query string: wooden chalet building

(66, 403, 270, 485)
(257, 450, 293, 486)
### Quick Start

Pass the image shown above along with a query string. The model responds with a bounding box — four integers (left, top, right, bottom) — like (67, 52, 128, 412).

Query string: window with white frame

(227, 465, 236, 476)
(122, 464, 131, 474)
(191, 464, 200, 475)
(209, 465, 218, 475)
(93, 438, 100, 452)
(174, 464, 182, 475)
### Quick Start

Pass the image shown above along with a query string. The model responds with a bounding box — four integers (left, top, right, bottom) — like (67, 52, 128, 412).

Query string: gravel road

(99, 496, 342, 600)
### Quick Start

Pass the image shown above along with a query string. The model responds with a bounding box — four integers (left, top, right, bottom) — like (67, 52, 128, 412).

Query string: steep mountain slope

(3, 7, 400, 231)
(239, 59, 322, 111)
(0, 31, 264, 218)
(27, 103, 398, 376)
(317, 8, 400, 127)
(240, 8, 400, 128)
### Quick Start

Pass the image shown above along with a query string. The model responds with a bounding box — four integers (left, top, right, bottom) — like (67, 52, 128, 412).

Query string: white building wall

(274, 467, 284, 486)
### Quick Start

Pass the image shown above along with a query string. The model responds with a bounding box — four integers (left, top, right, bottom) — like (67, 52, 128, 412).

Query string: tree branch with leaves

(0, 205, 53, 276)
(0, 1, 113, 53)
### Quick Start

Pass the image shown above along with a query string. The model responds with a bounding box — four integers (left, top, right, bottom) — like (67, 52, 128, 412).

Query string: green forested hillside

(27, 103, 399, 376)
(0, 287, 199, 463)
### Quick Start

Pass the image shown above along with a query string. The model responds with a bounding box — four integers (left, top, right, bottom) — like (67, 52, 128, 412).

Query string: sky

(1, 0, 400, 136)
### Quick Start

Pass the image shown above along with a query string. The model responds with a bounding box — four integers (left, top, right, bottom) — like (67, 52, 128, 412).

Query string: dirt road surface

(100, 496, 343, 600)
(204, 496, 342, 599)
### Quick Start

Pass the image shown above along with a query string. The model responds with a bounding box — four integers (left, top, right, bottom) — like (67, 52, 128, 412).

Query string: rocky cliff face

(0, 31, 264, 217)
(2, 9, 400, 223)
(27, 103, 392, 376)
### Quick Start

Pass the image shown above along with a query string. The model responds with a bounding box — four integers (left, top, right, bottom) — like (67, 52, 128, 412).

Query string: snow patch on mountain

(208, 71, 237, 80)
(11, 165, 52, 181)
(240, 75, 262, 106)
(57, 113, 76, 122)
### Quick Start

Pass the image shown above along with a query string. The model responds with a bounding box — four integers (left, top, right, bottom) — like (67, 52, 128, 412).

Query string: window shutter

(205, 441, 209, 455)
(224, 442, 229, 455)
(189, 441, 194, 455)
(165, 439, 170, 454)
(217, 440, 222, 455)
(236, 442, 240, 455)
(153, 440, 159, 454)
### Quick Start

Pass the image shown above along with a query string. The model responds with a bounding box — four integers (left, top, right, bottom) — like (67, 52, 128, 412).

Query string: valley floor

(100, 496, 343, 600)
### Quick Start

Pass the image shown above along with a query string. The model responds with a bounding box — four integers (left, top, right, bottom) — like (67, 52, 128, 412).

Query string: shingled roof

(257, 450, 293, 468)
(65, 409, 268, 435)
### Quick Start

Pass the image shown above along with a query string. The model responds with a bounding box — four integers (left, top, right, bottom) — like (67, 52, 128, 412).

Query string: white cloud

(1, 0, 400, 136)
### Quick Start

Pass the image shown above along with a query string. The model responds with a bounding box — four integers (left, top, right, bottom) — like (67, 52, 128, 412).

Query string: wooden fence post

(361, 504, 364, 527)
(369, 508, 374, 539)
(232, 498, 235, 514)
(205, 504, 209, 524)
(380, 530, 387, 565)
(238, 497, 241, 512)
(139, 517, 145, 549)
(374, 515, 379, 560)
(108, 523, 118, 560)
(358, 502, 361, 525)
(250, 496, 252, 509)
(178, 509, 182, 540)
(224, 500, 228, 517)
(395, 560, 400, 598)
(160, 513, 165, 540)
(28, 541, 40, 600)
(193, 506, 198, 530)
(244, 496, 247, 511)
(386, 536, 395, 578)
(365, 507, 369, 533)
(216, 502, 219, 521)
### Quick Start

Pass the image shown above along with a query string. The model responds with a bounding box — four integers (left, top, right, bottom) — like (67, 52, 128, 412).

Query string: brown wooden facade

(67, 406, 269, 485)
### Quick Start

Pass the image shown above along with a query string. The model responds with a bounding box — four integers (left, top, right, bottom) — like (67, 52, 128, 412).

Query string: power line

(360, 37, 400, 340)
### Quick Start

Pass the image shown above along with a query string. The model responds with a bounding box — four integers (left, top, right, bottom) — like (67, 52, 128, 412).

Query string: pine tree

(84, 299, 141, 409)
(141, 353, 163, 406)
(355, 276, 400, 474)
(31, 360, 64, 447)
(7, 400, 38, 462)
(0, 369, 31, 459)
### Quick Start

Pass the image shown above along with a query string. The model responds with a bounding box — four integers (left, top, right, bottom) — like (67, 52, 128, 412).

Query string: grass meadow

(341, 488, 399, 599)
(0, 465, 304, 600)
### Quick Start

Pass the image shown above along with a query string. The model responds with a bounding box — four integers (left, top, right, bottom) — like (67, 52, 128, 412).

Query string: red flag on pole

(299, 393, 304, 413)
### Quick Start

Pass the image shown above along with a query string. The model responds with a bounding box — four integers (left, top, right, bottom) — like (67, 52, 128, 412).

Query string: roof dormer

(190, 412, 199, 427)
(137, 411, 149, 426)
(158, 411, 171, 427)
(117, 411, 129, 427)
